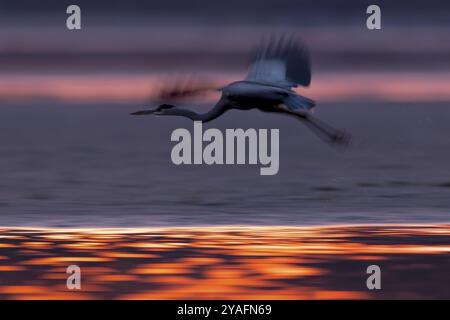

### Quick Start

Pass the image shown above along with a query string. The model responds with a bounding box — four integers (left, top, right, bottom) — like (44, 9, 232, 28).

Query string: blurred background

(0, 0, 449, 227)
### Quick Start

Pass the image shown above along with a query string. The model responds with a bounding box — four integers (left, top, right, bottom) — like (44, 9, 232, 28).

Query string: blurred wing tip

(247, 34, 312, 88)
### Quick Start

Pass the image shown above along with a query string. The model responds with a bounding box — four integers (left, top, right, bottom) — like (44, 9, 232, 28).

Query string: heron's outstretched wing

(151, 76, 219, 104)
(157, 77, 217, 100)
(245, 36, 311, 88)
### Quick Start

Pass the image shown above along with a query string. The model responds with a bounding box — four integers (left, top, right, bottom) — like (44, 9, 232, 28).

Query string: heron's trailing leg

(296, 113, 350, 146)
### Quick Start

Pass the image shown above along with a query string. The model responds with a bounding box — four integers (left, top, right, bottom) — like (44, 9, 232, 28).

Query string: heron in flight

(131, 36, 350, 145)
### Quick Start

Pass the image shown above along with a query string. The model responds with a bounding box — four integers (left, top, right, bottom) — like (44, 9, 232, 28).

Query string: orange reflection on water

(0, 224, 449, 299)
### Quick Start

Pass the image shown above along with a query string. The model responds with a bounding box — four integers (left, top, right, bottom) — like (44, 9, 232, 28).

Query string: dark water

(0, 101, 450, 227)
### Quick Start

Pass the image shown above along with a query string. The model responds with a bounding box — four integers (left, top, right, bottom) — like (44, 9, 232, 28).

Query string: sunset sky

(0, 1, 449, 104)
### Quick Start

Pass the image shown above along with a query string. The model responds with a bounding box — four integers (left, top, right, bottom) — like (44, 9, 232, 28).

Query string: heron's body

(224, 81, 292, 109)
(222, 80, 313, 114)
(131, 36, 349, 145)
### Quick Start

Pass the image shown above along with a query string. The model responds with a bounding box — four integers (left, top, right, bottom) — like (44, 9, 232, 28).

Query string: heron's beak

(129, 109, 154, 115)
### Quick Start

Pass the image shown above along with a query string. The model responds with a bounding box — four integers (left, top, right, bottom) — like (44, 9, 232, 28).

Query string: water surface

(0, 102, 449, 227)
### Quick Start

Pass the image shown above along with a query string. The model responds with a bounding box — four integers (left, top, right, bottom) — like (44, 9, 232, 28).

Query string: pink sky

(1, 72, 449, 103)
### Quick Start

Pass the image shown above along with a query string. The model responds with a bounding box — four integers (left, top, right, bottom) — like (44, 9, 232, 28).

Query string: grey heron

(131, 36, 350, 146)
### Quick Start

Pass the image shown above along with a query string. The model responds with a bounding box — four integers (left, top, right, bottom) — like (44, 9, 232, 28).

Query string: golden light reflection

(0, 224, 449, 299)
